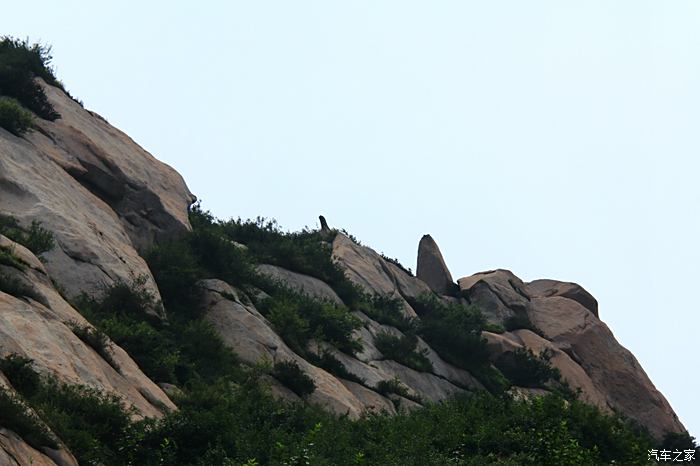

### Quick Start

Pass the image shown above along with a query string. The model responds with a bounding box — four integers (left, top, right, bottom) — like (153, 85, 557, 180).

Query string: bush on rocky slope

(0, 215, 55, 255)
(494, 348, 561, 388)
(0, 354, 668, 466)
(0, 96, 33, 135)
(272, 360, 315, 397)
(374, 331, 433, 373)
(74, 279, 242, 387)
(0, 37, 61, 120)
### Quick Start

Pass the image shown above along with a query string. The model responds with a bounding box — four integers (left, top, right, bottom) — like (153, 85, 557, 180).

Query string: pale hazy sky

(4, 1, 698, 437)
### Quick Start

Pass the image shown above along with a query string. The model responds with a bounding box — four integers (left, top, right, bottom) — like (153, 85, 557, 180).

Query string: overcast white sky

(4, 1, 698, 437)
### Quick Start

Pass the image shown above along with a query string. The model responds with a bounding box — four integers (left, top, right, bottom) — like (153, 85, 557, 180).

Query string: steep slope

(0, 79, 194, 301)
(0, 77, 190, 464)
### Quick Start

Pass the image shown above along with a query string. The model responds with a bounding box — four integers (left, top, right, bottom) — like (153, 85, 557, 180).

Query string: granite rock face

(0, 79, 194, 302)
(0, 236, 175, 419)
(457, 269, 684, 439)
(0, 80, 191, 464)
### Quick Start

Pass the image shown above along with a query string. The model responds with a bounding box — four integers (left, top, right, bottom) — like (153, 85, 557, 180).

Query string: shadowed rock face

(416, 234, 454, 295)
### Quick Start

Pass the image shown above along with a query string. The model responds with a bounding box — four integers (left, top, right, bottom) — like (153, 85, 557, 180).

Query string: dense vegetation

(0, 352, 675, 465)
(0, 204, 696, 464)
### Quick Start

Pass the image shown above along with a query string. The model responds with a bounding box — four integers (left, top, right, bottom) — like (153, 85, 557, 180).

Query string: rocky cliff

(0, 78, 687, 464)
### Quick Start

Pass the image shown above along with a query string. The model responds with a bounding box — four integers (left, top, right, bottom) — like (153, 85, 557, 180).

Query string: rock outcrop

(0, 235, 175, 419)
(457, 269, 684, 439)
(416, 234, 454, 295)
(0, 79, 194, 302)
(331, 233, 431, 316)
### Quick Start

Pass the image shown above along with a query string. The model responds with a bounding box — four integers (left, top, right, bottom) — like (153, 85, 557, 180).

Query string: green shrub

(374, 331, 433, 373)
(145, 238, 204, 319)
(375, 376, 422, 403)
(0, 387, 57, 449)
(265, 296, 311, 355)
(73, 279, 241, 386)
(0, 359, 656, 465)
(482, 321, 505, 334)
(0, 216, 55, 255)
(661, 432, 698, 461)
(67, 321, 120, 372)
(175, 320, 241, 384)
(0, 97, 33, 135)
(0, 37, 61, 120)
(0, 354, 41, 396)
(495, 348, 560, 388)
(273, 360, 315, 397)
(260, 289, 362, 357)
(98, 316, 179, 383)
(34, 378, 134, 465)
(216, 210, 362, 306)
(24, 220, 55, 254)
(409, 294, 489, 369)
(308, 350, 364, 384)
(356, 294, 416, 332)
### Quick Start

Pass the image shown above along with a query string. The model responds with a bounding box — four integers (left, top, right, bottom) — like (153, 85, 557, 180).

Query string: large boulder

(528, 279, 598, 317)
(457, 269, 531, 325)
(416, 234, 454, 295)
(526, 296, 685, 439)
(458, 268, 685, 439)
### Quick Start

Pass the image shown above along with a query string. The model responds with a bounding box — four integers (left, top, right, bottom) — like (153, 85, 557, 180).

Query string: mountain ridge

(0, 47, 695, 464)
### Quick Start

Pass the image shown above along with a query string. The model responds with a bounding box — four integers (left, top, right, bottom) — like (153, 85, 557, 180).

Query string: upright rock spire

(416, 234, 455, 295)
